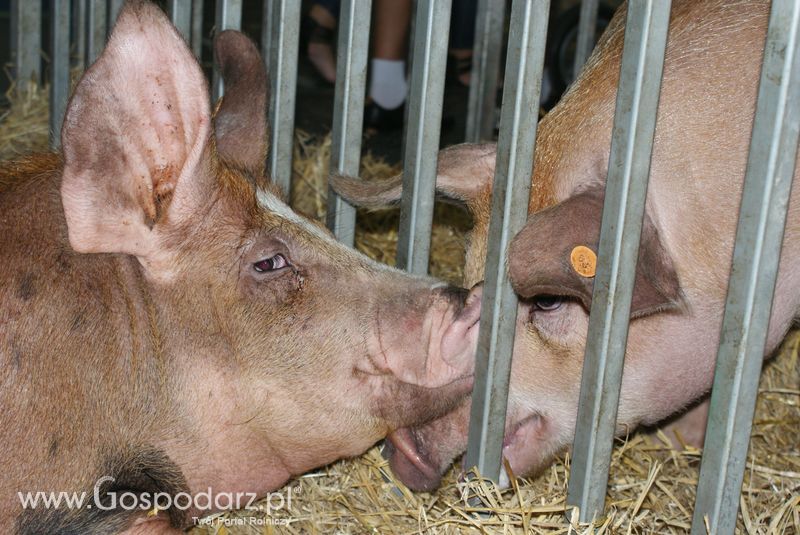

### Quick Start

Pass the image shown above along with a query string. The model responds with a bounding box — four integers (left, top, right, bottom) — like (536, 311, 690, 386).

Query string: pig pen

(1, 80, 797, 534)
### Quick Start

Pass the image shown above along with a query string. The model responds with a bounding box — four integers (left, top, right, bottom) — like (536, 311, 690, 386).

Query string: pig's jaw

(385, 407, 557, 492)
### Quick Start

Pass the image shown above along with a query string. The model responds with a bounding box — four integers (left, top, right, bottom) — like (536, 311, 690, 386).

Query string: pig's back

(0, 155, 158, 507)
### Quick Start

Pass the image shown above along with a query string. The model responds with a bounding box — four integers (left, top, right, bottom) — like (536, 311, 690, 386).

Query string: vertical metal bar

(573, 0, 600, 79)
(50, 0, 70, 149)
(565, 0, 671, 522)
(261, 0, 274, 65)
(108, 0, 124, 30)
(73, 0, 87, 69)
(465, 0, 506, 142)
(85, 0, 107, 65)
(396, 0, 453, 274)
(169, 0, 193, 42)
(212, 0, 243, 101)
(191, 0, 204, 58)
(268, 0, 301, 198)
(10, 0, 42, 91)
(691, 2, 800, 533)
(464, 0, 550, 482)
(326, 0, 372, 246)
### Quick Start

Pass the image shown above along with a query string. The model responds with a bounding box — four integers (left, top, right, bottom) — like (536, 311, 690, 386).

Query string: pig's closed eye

(253, 253, 289, 273)
(532, 295, 563, 312)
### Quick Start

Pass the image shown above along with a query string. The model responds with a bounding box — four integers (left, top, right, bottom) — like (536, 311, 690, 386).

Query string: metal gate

(8, 1, 800, 532)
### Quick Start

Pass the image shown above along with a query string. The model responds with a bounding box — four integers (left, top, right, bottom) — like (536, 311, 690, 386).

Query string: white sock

(369, 59, 408, 110)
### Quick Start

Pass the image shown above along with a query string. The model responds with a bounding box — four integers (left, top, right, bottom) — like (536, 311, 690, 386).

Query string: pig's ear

(508, 185, 683, 319)
(213, 30, 269, 179)
(330, 143, 496, 209)
(60, 1, 212, 262)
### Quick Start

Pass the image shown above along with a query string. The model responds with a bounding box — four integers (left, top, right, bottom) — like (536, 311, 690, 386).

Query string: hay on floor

(2, 80, 798, 535)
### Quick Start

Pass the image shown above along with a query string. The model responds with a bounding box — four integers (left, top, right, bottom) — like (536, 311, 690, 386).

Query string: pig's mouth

(498, 412, 545, 483)
(384, 427, 443, 492)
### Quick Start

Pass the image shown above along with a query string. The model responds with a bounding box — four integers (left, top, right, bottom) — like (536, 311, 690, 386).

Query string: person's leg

(307, 1, 339, 84)
(369, 0, 412, 111)
(449, 0, 477, 86)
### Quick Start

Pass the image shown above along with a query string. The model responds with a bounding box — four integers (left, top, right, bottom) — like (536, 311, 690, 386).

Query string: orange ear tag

(570, 245, 597, 278)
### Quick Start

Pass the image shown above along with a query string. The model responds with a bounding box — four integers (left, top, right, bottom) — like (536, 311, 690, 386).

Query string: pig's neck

(137, 276, 294, 504)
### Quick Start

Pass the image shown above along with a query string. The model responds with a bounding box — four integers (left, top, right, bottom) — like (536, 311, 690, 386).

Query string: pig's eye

(533, 295, 563, 311)
(253, 254, 289, 273)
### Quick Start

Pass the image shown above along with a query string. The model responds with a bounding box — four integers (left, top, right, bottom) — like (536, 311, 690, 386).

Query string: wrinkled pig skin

(333, 0, 800, 491)
(0, 2, 482, 532)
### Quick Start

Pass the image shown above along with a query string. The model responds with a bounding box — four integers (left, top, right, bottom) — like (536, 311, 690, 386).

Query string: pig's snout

(439, 284, 482, 370)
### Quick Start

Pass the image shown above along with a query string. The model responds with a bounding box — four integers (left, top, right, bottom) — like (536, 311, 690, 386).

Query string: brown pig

(0, 1, 482, 532)
(332, 0, 800, 491)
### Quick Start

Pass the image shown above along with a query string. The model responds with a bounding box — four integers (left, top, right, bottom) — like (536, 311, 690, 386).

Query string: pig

(332, 0, 800, 491)
(0, 1, 482, 532)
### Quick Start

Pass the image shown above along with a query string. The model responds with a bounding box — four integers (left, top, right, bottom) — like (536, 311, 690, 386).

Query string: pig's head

(332, 138, 685, 490)
(58, 0, 481, 489)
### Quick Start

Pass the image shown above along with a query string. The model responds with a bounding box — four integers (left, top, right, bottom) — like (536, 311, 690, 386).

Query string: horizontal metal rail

(464, 0, 550, 483)
(566, 0, 672, 522)
(691, 0, 800, 532)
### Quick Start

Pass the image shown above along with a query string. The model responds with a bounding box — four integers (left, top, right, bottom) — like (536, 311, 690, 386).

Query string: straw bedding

(2, 82, 797, 534)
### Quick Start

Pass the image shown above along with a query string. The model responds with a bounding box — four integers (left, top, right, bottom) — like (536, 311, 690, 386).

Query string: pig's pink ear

(508, 185, 683, 319)
(60, 0, 211, 261)
(213, 30, 269, 179)
(330, 142, 496, 210)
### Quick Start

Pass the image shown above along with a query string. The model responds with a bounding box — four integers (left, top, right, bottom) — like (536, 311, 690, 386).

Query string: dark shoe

(364, 101, 405, 131)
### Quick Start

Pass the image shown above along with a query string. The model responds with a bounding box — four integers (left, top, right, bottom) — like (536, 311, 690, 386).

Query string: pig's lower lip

(503, 414, 541, 447)
(385, 428, 443, 492)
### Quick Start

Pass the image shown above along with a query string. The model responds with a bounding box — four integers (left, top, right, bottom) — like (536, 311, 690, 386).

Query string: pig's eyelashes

(253, 253, 290, 273)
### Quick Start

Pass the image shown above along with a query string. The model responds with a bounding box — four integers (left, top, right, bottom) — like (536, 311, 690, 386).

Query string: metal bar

(212, 0, 243, 101)
(191, 0, 204, 58)
(85, 0, 107, 66)
(326, 0, 372, 246)
(10, 0, 42, 91)
(691, 1, 800, 533)
(396, 0, 453, 274)
(268, 0, 302, 198)
(465, 0, 506, 142)
(464, 0, 550, 482)
(50, 0, 70, 149)
(169, 0, 193, 42)
(573, 0, 600, 79)
(261, 0, 274, 66)
(108, 0, 124, 30)
(565, 0, 671, 522)
(73, 0, 86, 70)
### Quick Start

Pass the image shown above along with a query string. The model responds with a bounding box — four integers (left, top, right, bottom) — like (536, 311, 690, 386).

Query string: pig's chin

(384, 428, 444, 492)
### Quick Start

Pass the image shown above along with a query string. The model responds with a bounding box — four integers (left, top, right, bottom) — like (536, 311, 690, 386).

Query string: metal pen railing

(6, 2, 798, 533)
(465, 0, 549, 484)
(566, 0, 672, 520)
